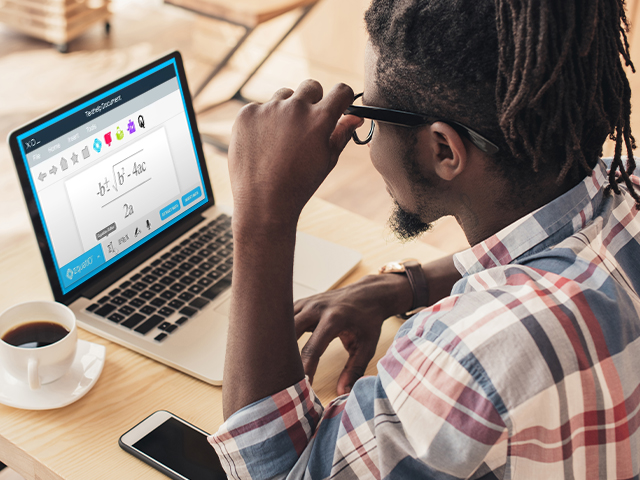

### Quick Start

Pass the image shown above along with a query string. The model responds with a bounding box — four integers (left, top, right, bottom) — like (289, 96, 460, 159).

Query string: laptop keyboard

(84, 214, 233, 342)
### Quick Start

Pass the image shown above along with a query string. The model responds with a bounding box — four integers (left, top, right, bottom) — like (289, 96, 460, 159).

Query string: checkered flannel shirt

(209, 160, 640, 479)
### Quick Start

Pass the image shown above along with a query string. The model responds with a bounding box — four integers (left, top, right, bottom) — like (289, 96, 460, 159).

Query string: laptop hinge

(78, 213, 207, 300)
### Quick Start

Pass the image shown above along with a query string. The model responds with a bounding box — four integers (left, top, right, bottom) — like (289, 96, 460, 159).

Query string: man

(210, 0, 640, 478)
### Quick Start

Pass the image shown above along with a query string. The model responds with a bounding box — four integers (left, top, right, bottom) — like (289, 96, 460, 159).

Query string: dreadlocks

(365, 0, 640, 208)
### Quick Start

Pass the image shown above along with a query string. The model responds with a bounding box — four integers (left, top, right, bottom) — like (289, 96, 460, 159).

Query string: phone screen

(132, 417, 226, 479)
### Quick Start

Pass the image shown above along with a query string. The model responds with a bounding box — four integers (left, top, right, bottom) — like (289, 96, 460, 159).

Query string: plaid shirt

(210, 161, 640, 479)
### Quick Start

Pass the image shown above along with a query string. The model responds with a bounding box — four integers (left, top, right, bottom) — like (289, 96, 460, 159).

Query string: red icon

(104, 132, 112, 147)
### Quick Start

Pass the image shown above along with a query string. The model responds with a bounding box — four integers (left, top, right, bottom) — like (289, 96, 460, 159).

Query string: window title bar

(21, 65, 176, 154)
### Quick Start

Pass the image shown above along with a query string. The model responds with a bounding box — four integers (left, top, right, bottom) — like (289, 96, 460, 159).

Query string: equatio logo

(66, 268, 73, 280)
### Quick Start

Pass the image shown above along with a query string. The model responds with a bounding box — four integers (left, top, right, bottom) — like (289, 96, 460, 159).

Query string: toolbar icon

(49, 165, 58, 175)
(93, 138, 102, 153)
(116, 127, 124, 141)
(138, 115, 145, 129)
(104, 132, 112, 147)
(71, 152, 79, 165)
(127, 119, 136, 134)
(82, 146, 90, 159)
(60, 157, 68, 171)
(38, 172, 47, 182)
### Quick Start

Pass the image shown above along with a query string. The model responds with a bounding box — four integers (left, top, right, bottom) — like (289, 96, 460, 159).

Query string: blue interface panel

(17, 59, 208, 295)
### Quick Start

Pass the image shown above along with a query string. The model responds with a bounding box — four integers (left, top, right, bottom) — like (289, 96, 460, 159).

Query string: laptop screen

(14, 57, 208, 296)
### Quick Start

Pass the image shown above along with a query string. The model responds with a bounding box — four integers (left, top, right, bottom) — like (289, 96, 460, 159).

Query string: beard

(388, 199, 433, 241)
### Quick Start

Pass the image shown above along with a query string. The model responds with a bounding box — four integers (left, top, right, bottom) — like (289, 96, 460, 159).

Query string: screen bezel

(7, 51, 214, 305)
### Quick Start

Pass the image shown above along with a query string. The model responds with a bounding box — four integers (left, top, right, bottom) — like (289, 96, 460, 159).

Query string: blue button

(181, 186, 202, 207)
(160, 200, 181, 221)
(59, 244, 105, 288)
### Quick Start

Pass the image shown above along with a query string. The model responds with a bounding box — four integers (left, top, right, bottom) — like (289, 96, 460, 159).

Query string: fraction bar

(101, 177, 153, 208)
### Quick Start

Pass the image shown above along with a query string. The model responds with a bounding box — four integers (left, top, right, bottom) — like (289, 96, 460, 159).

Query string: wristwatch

(379, 259, 429, 319)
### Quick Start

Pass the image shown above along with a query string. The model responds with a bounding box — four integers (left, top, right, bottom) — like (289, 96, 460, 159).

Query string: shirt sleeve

(208, 378, 323, 479)
(209, 309, 509, 480)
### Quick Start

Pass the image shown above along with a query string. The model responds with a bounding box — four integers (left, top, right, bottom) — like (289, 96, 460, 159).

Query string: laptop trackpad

(214, 298, 231, 316)
(213, 282, 318, 316)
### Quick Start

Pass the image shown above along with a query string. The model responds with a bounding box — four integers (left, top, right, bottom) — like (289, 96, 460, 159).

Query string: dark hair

(365, 0, 640, 207)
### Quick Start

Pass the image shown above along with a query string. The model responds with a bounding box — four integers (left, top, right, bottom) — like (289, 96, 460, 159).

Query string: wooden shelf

(0, 0, 110, 47)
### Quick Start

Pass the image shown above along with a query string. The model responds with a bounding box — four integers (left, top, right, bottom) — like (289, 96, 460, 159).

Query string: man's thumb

(330, 115, 365, 156)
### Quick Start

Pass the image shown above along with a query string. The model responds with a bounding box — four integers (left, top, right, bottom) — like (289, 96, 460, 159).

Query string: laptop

(7, 51, 361, 385)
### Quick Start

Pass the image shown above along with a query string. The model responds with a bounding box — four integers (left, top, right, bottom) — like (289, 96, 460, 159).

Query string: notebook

(7, 51, 361, 385)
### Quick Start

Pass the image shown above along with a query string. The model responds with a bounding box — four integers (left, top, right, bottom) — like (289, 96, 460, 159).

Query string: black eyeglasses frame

(344, 93, 500, 155)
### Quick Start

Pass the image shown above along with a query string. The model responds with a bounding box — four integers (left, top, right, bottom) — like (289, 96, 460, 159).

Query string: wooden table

(0, 149, 447, 479)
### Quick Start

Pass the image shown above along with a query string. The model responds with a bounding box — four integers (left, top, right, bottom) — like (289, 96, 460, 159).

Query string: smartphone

(119, 410, 227, 480)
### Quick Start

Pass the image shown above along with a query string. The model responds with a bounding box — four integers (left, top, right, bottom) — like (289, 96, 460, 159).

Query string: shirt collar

(453, 161, 607, 277)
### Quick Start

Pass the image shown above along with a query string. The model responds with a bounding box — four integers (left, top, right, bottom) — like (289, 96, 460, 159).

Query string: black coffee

(2, 321, 69, 348)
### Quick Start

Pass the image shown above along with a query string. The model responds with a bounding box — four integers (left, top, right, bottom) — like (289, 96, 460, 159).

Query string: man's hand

(293, 255, 463, 396)
(229, 80, 363, 233)
(294, 273, 413, 395)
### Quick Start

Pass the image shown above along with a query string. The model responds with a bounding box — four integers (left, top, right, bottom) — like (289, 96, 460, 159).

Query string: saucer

(0, 340, 106, 410)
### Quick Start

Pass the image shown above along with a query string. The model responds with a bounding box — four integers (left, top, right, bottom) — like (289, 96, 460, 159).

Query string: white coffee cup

(0, 301, 77, 390)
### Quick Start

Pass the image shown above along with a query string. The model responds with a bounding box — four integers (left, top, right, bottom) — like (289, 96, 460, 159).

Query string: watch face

(379, 262, 406, 274)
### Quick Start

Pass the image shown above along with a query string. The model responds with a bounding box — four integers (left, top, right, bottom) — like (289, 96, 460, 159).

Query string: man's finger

(329, 115, 364, 156)
(293, 298, 307, 316)
(321, 83, 355, 121)
(300, 320, 339, 382)
(294, 308, 319, 339)
(293, 79, 324, 104)
(270, 87, 294, 101)
(336, 342, 377, 395)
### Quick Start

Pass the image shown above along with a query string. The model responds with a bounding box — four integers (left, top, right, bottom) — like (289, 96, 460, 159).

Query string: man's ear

(423, 122, 468, 181)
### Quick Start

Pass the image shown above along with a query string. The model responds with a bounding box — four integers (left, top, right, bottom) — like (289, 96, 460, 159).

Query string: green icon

(116, 127, 124, 140)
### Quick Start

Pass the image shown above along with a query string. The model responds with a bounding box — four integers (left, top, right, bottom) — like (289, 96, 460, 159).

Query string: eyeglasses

(344, 92, 500, 155)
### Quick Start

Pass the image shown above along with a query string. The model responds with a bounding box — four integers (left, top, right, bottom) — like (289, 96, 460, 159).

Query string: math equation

(65, 126, 180, 252)
(96, 150, 149, 198)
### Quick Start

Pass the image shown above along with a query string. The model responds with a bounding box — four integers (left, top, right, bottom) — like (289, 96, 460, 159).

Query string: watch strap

(401, 260, 429, 311)
(379, 260, 429, 318)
